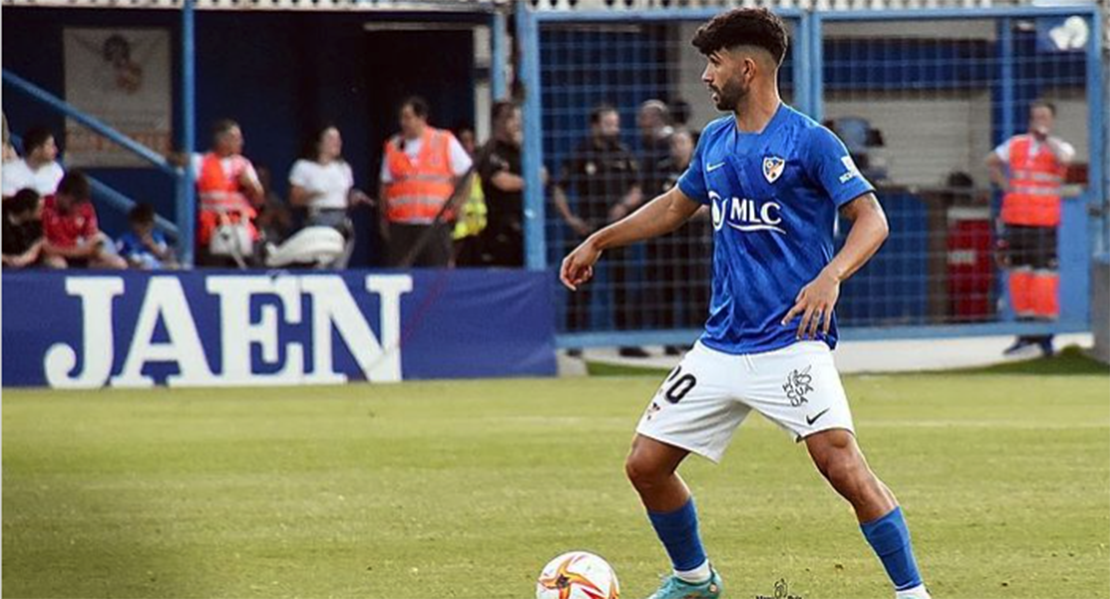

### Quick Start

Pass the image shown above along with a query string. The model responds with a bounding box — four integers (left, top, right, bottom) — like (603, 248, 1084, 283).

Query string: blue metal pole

(1085, 13, 1106, 258)
(809, 11, 824, 124)
(2, 70, 177, 174)
(999, 18, 1014, 143)
(179, 0, 197, 267)
(518, 4, 547, 271)
(491, 10, 508, 101)
(792, 13, 811, 116)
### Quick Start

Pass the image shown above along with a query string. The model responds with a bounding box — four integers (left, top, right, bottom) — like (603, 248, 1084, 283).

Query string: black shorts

(1005, 225, 1057, 270)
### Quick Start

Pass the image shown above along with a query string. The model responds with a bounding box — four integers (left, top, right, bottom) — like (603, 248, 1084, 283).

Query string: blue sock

(860, 506, 923, 591)
(647, 498, 707, 572)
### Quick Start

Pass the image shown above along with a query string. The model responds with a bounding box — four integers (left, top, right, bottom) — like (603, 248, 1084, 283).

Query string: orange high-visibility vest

(1002, 134, 1066, 227)
(383, 128, 456, 224)
(196, 153, 256, 244)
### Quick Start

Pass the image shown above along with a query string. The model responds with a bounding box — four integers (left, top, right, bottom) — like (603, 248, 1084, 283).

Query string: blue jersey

(677, 104, 874, 355)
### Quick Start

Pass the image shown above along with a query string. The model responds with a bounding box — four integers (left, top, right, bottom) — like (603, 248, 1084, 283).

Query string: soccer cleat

(644, 569, 722, 599)
(894, 583, 932, 599)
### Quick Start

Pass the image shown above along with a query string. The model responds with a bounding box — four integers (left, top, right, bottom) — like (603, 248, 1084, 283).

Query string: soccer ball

(536, 551, 620, 599)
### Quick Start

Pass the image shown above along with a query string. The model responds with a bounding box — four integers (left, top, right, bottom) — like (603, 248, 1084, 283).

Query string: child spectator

(42, 171, 127, 269)
(116, 203, 177, 269)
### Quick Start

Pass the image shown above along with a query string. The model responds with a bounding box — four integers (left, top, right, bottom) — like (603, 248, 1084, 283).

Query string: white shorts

(636, 341, 855, 463)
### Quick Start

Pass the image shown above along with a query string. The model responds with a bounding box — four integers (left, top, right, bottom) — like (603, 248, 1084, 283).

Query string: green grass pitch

(3, 352, 1108, 599)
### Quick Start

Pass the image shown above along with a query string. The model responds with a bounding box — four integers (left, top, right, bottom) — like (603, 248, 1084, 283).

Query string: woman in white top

(288, 125, 370, 268)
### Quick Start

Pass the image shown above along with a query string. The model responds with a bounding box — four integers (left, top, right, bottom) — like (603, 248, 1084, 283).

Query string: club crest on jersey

(762, 156, 786, 183)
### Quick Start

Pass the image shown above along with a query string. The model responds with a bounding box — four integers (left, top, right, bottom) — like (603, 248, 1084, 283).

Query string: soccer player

(560, 9, 929, 599)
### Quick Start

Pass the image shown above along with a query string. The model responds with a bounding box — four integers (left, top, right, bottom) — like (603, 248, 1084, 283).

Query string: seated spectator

(191, 119, 263, 267)
(116, 203, 177, 269)
(2, 189, 61, 269)
(288, 125, 370, 268)
(42, 171, 126, 269)
(2, 126, 65, 199)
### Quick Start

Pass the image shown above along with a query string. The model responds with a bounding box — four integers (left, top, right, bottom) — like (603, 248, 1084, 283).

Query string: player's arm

(783, 192, 889, 339)
(560, 186, 701, 290)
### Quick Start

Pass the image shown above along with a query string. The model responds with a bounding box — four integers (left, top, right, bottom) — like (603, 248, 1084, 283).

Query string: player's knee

(625, 452, 666, 491)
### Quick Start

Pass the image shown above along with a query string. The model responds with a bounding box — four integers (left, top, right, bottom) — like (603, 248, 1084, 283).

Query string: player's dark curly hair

(691, 8, 789, 67)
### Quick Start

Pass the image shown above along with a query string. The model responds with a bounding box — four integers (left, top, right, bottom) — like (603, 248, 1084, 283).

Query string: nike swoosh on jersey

(706, 162, 726, 172)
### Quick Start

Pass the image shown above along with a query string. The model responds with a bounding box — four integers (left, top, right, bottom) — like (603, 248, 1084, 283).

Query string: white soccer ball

(536, 551, 620, 599)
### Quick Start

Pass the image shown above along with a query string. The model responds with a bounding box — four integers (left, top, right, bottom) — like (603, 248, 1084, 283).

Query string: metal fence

(517, 5, 1104, 347)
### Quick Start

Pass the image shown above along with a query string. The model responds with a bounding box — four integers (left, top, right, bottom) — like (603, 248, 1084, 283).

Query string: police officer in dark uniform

(646, 128, 712, 354)
(554, 104, 646, 357)
(475, 101, 526, 267)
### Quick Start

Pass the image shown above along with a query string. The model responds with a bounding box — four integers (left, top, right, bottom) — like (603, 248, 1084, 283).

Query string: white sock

(895, 583, 930, 599)
(674, 560, 711, 584)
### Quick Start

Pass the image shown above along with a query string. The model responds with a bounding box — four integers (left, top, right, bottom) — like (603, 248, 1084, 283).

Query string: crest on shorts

(783, 365, 814, 407)
(762, 156, 786, 183)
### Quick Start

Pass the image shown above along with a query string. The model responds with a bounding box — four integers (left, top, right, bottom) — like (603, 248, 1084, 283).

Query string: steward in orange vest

(193, 120, 263, 265)
(986, 101, 1075, 356)
(378, 97, 472, 267)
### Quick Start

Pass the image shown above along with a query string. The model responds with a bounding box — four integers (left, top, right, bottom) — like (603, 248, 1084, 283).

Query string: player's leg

(805, 430, 928, 599)
(740, 341, 928, 598)
(630, 345, 745, 598)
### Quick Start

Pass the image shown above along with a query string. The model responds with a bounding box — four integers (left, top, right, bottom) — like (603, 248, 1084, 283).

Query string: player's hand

(560, 238, 602, 291)
(783, 269, 841, 340)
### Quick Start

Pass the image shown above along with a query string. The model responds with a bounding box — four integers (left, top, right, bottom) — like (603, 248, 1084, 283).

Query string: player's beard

(713, 77, 748, 112)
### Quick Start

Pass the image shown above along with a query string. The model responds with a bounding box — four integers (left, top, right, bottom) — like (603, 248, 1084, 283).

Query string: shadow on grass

(587, 345, 1108, 378)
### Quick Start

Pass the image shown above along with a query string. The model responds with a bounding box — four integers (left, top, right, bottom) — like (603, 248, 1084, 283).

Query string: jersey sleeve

(677, 132, 709, 205)
(805, 126, 875, 208)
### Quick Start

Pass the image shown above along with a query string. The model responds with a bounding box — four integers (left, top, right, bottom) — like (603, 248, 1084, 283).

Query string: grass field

(3, 353, 1108, 599)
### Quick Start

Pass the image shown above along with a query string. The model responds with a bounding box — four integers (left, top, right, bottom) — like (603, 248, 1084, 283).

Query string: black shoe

(1037, 336, 1055, 357)
(566, 348, 583, 358)
(619, 346, 650, 358)
(1003, 337, 1035, 356)
(664, 345, 683, 356)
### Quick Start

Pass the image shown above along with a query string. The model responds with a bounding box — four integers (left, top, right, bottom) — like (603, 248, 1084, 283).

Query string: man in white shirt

(2, 126, 66, 199)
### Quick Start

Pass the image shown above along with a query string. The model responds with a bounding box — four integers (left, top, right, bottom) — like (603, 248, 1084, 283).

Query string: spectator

(192, 119, 264, 267)
(41, 171, 126, 269)
(2, 126, 65, 199)
(456, 125, 478, 156)
(116, 203, 176, 269)
(553, 104, 646, 357)
(378, 96, 473, 268)
(2, 188, 59, 268)
(289, 125, 370, 268)
(256, 167, 294, 246)
(475, 100, 526, 267)
(2, 112, 17, 164)
(987, 100, 1076, 357)
(637, 99, 674, 196)
(452, 123, 488, 267)
(647, 128, 711, 354)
